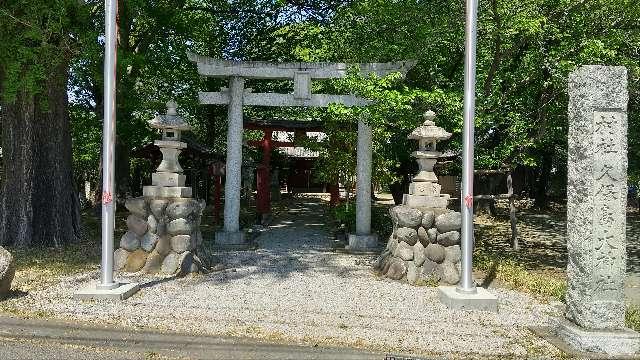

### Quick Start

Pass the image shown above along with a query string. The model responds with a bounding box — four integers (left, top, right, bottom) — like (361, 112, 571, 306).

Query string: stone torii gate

(188, 52, 415, 251)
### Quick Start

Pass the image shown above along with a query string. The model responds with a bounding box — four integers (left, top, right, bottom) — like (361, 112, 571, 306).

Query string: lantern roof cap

(407, 111, 452, 141)
(148, 100, 192, 131)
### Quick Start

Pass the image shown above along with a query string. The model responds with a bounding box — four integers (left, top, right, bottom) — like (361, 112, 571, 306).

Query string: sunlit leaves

(0, 0, 90, 102)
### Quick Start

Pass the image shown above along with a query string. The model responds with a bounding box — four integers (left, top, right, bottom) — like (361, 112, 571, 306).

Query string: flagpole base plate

(439, 286, 498, 312)
(74, 282, 139, 301)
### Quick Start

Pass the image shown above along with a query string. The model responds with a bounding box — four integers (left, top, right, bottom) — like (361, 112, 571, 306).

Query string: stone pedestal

(404, 175, 450, 208)
(402, 194, 449, 208)
(74, 282, 140, 301)
(559, 65, 638, 356)
(346, 234, 379, 253)
(438, 286, 498, 312)
(374, 206, 463, 286)
(556, 319, 640, 356)
(115, 197, 206, 275)
(143, 186, 192, 198)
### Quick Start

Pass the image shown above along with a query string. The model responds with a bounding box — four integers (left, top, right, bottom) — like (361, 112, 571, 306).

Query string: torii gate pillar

(216, 76, 246, 245)
(346, 116, 378, 252)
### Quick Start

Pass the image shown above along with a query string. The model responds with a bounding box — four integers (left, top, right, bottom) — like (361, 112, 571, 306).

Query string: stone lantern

(114, 100, 208, 276)
(149, 100, 192, 141)
(403, 110, 452, 208)
(373, 111, 463, 287)
(144, 100, 193, 198)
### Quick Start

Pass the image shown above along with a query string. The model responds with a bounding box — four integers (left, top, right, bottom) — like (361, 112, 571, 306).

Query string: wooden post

(507, 173, 518, 250)
(256, 131, 272, 216)
(329, 182, 340, 206)
(214, 175, 222, 224)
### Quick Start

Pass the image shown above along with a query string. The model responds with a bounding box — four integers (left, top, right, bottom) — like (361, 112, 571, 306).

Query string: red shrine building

(245, 118, 335, 217)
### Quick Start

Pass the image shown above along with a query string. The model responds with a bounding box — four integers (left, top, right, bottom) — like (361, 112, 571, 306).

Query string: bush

(332, 203, 356, 233)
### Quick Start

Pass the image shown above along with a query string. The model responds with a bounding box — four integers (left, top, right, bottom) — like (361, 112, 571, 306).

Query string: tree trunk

(390, 182, 405, 205)
(0, 87, 35, 248)
(0, 66, 80, 248)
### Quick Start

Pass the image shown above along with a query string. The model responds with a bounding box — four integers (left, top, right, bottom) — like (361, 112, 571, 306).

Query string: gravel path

(7, 199, 562, 358)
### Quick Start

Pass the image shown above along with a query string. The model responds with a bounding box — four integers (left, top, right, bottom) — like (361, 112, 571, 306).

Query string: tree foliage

(0, 0, 89, 101)
(270, 0, 640, 203)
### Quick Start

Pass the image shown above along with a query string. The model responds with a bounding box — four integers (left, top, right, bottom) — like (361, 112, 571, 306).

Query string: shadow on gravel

(193, 249, 367, 286)
(1, 290, 28, 302)
(476, 211, 568, 271)
(139, 275, 179, 289)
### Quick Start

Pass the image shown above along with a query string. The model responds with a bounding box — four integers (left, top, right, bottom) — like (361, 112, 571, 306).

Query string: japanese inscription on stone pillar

(566, 65, 628, 330)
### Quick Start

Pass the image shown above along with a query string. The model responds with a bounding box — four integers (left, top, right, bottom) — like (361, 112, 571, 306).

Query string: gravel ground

(4, 200, 563, 358)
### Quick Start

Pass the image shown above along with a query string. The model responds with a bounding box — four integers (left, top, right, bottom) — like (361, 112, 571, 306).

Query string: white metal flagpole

(458, 0, 479, 294)
(98, 0, 118, 290)
(74, 0, 139, 300)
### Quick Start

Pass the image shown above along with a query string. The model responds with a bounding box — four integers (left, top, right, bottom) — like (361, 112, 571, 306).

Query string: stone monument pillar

(559, 65, 639, 355)
(113, 101, 207, 275)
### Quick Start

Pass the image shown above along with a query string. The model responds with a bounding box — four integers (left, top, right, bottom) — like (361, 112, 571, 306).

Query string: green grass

(414, 277, 440, 287)
(5, 239, 101, 296)
(475, 251, 567, 302)
(626, 305, 640, 331)
(9, 241, 100, 275)
(2, 210, 103, 293)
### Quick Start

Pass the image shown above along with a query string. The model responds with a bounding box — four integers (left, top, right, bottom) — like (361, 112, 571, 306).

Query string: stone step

(403, 194, 449, 208)
(143, 186, 192, 198)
